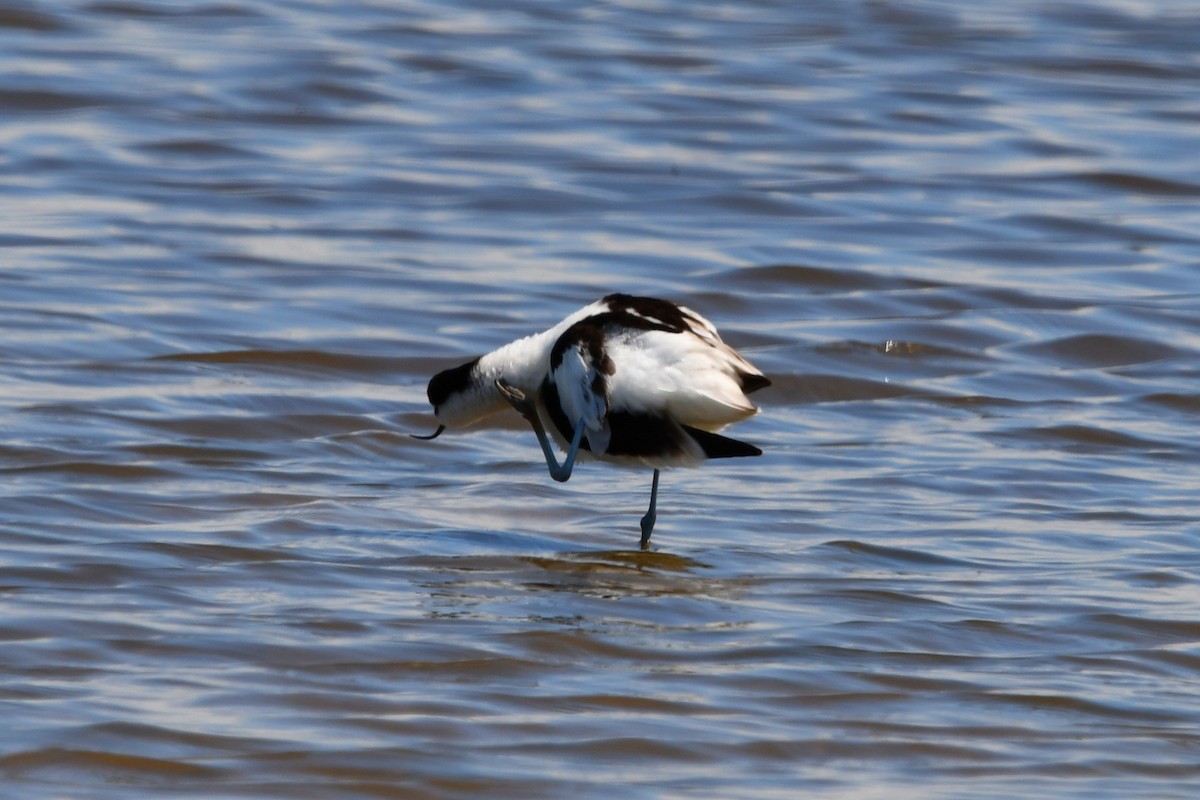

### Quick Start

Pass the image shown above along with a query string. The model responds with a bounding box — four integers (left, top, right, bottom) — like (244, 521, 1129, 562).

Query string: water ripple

(2, 1, 1200, 798)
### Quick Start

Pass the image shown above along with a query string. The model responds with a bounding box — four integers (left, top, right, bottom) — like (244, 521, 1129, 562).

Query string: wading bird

(415, 293, 768, 549)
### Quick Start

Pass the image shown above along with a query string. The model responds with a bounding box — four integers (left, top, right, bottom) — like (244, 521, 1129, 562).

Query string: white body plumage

(418, 293, 769, 547)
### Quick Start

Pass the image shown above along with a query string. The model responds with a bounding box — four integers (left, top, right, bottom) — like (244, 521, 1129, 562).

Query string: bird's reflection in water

(411, 544, 738, 614)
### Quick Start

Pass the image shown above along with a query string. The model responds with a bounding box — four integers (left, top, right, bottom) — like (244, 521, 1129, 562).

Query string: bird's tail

(682, 425, 762, 459)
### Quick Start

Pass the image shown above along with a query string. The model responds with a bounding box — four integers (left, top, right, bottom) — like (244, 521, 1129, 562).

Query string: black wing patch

(604, 411, 687, 458)
(549, 320, 615, 375)
(601, 293, 691, 334)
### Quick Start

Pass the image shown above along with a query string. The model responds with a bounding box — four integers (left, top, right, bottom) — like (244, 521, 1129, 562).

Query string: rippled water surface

(3, 1, 1200, 797)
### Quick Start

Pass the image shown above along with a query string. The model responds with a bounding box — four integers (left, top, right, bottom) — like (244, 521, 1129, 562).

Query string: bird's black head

(412, 355, 504, 441)
(426, 356, 480, 412)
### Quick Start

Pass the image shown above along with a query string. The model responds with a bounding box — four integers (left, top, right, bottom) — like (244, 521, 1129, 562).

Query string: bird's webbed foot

(639, 511, 656, 550)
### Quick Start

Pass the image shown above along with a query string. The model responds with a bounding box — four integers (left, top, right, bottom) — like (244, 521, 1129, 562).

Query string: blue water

(2, 1, 1199, 798)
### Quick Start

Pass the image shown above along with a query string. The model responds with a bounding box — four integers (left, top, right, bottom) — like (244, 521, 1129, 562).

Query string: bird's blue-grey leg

(538, 414, 585, 483)
(639, 469, 660, 549)
(496, 379, 584, 483)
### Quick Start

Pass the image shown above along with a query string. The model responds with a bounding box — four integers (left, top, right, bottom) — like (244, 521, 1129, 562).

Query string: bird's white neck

(436, 329, 557, 429)
(477, 328, 557, 394)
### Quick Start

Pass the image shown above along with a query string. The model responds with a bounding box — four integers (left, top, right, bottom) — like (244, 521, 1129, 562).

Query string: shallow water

(2, 1, 1200, 798)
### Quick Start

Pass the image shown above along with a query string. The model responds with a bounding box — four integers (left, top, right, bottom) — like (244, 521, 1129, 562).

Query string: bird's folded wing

(551, 342, 612, 452)
(606, 331, 760, 430)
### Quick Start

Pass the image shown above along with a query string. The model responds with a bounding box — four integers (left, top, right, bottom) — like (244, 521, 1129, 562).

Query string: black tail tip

(740, 372, 771, 394)
(683, 425, 763, 459)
